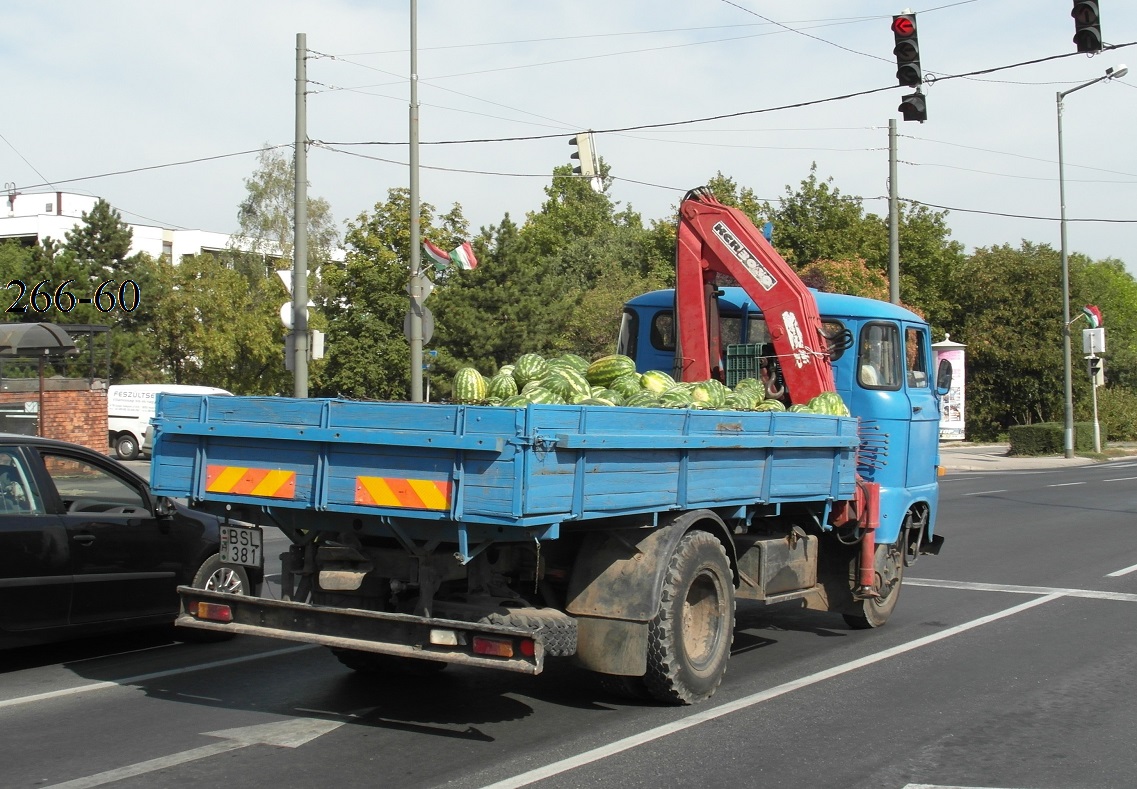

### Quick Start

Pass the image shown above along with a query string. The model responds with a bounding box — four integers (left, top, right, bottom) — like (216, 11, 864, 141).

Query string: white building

(1, 191, 235, 261)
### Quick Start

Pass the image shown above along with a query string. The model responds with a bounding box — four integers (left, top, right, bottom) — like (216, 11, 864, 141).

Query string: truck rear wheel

(843, 542, 904, 630)
(644, 530, 734, 705)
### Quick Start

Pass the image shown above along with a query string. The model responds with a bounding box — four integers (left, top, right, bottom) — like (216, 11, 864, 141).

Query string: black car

(0, 433, 261, 649)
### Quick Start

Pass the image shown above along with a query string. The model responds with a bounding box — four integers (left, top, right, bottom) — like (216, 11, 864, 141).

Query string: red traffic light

(892, 16, 916, 37)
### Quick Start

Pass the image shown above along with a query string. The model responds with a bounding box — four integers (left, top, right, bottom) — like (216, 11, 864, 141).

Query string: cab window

(858, 322, 902, 390)
(905, 327, 929, 388)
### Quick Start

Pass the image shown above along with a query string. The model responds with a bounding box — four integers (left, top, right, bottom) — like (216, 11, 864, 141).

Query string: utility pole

(292, 32, 309, 397)
(407, 0, 425, 402)
(888, 119, 899, 305)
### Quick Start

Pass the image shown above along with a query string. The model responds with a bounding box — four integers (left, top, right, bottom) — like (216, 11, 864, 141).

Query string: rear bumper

(177, 587, 544, 674)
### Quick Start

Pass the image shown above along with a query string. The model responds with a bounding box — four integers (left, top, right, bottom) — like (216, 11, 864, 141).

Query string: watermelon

(734, 377, 766, 401)
(754, 399, 787, 412)
(788, 404, 814, 413)
(487, 373, 519, 399)
(659, 387, 694, 408)
(578, 396, 616, 406)
(593, 388, 625, 406)
(497, 364, 515, 378)
(640, 370, 676, 394)
(553, 353, 590, 373)
(807, 392, 850, 416)
(586, 354, 637, 387)
(610, 372, 644, 399)
(625, 391, 661, 407)
(501, 394, 530, 407)
(513, 353, 549, 388)
(722, 393, 753, 411)
(525, 387, 564, 405)
(452, 368, 487, 403)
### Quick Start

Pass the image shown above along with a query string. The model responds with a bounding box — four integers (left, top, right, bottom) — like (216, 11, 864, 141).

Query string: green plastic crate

(725, 343, 766, 388)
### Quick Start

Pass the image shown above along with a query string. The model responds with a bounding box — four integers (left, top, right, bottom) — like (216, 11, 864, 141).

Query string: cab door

(904, 323, 939, 489)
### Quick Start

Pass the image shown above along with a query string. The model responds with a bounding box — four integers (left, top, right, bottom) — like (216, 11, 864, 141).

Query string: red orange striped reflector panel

(354, 476, 451, 511)
(206, 465, 297, 499)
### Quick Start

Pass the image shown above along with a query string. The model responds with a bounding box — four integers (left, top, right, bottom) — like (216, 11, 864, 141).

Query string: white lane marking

(478, 595, 1061, 789)
(0, 644, 316, 711)
(1106, 563, 1137, 578)
(905, 577, 1137, 602)
(42, 718, 344, 789)
(904, 784, 1033, 789)
(1046, 481, 1084, 487)
(1103, 476, 1137, 482)
(963, 489, 1007, 496)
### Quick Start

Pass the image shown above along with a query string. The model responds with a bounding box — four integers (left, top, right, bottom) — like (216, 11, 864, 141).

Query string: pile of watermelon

(451, 353, 850, 416)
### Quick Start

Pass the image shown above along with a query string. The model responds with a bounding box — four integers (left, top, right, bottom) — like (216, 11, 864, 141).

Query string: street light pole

(1057, 64, 1127, 458)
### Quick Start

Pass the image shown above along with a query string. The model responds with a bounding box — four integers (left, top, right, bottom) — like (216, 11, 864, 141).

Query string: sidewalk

(938, 442, 1105, 472)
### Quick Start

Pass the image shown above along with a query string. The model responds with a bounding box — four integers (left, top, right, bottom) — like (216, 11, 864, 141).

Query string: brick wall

(0, 383, 108, 454)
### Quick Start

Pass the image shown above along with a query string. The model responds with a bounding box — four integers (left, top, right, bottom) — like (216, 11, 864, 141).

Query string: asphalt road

(2, 461, 1136, 789)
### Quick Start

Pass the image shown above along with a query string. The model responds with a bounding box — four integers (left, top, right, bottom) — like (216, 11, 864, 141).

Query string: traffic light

(1071, 1, 1102, 53)
(1087, 355, 1104, 387)
(891, 13, 922, 87)
(569, 132, 597, 177)
(898, 90, 927, 122)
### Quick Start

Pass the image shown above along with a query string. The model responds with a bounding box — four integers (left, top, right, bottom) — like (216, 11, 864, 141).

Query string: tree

(230, 145, 341, 285)
(760, 164, 886, 269)
(317, 188, 468, 399)
(63, 199, 133, 274)
(942, 242, 1068, 438)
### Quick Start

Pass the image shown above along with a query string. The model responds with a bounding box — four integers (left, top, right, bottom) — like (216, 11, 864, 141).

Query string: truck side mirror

(935, 359, 953, 395)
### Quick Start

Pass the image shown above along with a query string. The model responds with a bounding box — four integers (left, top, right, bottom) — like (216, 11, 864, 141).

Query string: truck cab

(618, 286, 942, 548)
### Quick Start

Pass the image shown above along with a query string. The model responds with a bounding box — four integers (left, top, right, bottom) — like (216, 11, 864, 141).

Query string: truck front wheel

(843, 541, 904, 630)
(644, 530, 734, 705)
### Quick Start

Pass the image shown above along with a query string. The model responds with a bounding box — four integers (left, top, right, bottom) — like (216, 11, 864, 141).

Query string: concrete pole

(888, 119, 899, 306)
(407, 0, 425, 402)
(293, 32, 309, 398)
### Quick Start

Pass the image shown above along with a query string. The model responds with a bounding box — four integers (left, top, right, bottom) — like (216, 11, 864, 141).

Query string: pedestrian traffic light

(892, 13, 922, 87)
(1088, 355, 1104, 386)
(1071, 1, 1103, 53)
(569, 132, 597, 177)
(898, 90, 927, 122)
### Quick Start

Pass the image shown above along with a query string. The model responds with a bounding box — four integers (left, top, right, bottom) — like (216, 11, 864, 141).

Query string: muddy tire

(843, 542, 904, 630)
(481, 607, 577, 657)
(644, 530, 734, 705)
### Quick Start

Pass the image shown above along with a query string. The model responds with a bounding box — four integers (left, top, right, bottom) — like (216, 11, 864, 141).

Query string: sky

(2, 1, 1136, 272)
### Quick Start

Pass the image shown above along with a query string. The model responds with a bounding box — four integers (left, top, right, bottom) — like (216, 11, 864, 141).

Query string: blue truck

(150, 189, 947, 705)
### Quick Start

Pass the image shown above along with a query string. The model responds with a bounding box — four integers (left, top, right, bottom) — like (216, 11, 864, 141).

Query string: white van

(107, 384, 232, 460)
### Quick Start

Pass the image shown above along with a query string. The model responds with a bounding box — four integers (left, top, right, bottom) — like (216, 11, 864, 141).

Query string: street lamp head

(1106, 64, 1128, 80)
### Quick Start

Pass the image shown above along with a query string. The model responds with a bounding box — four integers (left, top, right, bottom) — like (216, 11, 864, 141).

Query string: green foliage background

(4, 152, 1134, 443)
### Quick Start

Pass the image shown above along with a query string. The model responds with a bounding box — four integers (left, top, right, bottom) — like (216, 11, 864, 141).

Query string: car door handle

(72, 534, 96, 545)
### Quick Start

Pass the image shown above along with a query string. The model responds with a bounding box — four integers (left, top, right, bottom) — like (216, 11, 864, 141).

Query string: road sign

(404, 306, 434, 345)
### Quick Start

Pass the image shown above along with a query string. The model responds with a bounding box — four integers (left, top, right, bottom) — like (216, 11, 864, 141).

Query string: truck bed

(150, 395, 858, 536)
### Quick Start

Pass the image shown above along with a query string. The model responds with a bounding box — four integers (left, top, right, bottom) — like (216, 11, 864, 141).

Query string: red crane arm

(674, 188, 835, 403)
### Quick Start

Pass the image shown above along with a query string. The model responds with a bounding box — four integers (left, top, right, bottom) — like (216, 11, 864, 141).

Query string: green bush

(1008, 421, 1099, 455)
(1092, 386, 1137, 441)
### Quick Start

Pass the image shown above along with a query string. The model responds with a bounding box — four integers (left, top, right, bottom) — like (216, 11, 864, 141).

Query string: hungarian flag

(422, 239, 478, 271)
(422, 240, 451, 271)
(453, 241, 478, 271)
(1083, 305, 1103, 328)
